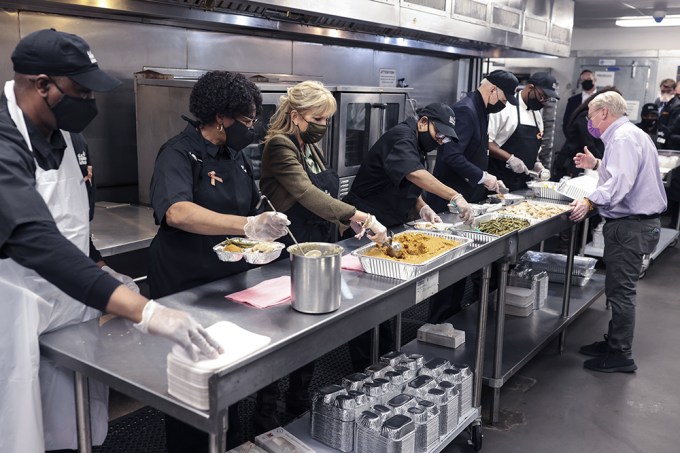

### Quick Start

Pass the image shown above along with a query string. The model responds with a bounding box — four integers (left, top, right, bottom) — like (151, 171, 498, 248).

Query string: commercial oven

(331, 86, 413, 198)
(134, 70, 332, 205)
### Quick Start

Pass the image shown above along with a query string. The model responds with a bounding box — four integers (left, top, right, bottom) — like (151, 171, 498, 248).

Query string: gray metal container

(288, 243, 344, 313)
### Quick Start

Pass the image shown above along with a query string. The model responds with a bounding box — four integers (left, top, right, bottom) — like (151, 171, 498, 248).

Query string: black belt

(607, 214, 660, 221)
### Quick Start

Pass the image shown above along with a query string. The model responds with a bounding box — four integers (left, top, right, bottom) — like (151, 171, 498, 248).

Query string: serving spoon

(256, 195, 321, 257)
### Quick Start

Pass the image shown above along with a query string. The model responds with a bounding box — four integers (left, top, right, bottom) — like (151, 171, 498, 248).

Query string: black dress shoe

(584, 352, 637, 373)
(579, 335, 612, 357)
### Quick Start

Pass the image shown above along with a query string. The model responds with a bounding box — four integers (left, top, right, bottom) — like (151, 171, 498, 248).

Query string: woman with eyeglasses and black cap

(148, 71, 290, 452)
(344, 102, 474, 230)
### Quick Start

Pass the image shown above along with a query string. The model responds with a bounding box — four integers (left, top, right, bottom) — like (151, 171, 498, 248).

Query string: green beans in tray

(477, 217, 530, 235)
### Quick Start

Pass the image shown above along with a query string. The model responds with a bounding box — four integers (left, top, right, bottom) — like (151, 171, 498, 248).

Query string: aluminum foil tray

(556, 175, 598, 200)
(520, 251, 597, 277)
(351, 231, 472, 281)
(454, 212, 537, 236)
(527, 181, 571, 202)
(544, 271, 593, 287)
(355, 424, 416, 453)
(310, 411, 354, 452)
(213, 238, 285, 264)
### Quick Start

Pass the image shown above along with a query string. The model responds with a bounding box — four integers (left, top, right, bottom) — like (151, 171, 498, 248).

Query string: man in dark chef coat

(425, 70, 518, 212)
(425, 70, 519, 324)
(488, 72, 559, 191)
(0, 28, 221, 453)
(344, 102, 474, 229)
(563, 69, 596, 135)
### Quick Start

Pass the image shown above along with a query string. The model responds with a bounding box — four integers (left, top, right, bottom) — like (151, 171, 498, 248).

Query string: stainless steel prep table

(90, 202, 158, 257)
(40, 232, 508, 453)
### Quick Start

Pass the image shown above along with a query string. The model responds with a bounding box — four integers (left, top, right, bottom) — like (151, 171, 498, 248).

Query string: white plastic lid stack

(167, 321, 271, 410)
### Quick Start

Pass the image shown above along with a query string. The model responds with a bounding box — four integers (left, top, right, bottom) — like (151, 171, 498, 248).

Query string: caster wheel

(467, 423, 483, 451)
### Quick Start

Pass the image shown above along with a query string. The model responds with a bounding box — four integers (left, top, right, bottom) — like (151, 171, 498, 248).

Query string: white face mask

(660, 92, 674, 103)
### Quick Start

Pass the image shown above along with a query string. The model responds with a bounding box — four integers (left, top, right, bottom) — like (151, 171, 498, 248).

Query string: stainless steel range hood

(5, 0, 573, 58)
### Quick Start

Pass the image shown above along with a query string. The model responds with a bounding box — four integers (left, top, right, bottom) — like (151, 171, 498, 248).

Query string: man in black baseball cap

(488, 71, 559, 191)
(11, 28, 122, 134)
(0, 29, 221, 452)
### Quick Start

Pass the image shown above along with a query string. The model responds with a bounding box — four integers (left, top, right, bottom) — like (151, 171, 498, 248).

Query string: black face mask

(224, 120, 255, 151)
(526, 92, 545, 111)
(581, 79, 594, 91)
(45, 79, 98, 133)
(417, 122, 440, 153)
(487, 100, 505, 114)
(298, 119, 327, 144)
(486, 89, 506, 114)
(641, 118, 658, 129)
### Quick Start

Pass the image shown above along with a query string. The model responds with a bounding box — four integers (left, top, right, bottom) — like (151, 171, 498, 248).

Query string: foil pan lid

(358, 410, 381, 430)
(380, 351, 407, 366)
(440, 368, 462, 383)
(334, 394, 357, 409)
(363, 381, 385, 397)
(384, 371, 405, 386)
(313, 384, 346, 404)
(407, 353, 425, 367)
(407, 406, 428, 423)
(398, 358, 418, 370)
(348, 390, 368, 406)
(426, 388, 448, 405)
(381, 414, 415, 439)
(386, 393, 415, 408)
(407, 375, 435, 390)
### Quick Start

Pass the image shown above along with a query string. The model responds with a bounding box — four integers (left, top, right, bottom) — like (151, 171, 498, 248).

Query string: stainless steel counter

(90, 203, 157, 257)
(40, 228, 507, 452)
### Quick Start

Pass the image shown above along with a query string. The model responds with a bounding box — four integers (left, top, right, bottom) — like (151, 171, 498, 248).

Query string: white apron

(0, 80, 108, 452)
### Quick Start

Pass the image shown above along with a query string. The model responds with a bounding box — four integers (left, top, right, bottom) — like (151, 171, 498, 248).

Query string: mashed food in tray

(364, 232, 462, 264)
(501, 201, 570, 220)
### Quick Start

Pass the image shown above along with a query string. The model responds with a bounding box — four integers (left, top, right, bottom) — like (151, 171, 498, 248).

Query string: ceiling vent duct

(401, 0, 448, 15)
(550, 24, 571, 44)
(452, 0, 488, 25)
(490, 4, 522, 33)
(524, 13, 549, 38)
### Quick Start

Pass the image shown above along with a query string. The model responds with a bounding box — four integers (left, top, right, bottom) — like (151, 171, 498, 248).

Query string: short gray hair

(590, 91, 627, 117)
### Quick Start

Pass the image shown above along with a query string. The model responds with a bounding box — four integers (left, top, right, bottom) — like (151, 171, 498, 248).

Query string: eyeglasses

(533, 87, 549, 103)
(238, 114, 258, 128)
(586, 109, 602, 121)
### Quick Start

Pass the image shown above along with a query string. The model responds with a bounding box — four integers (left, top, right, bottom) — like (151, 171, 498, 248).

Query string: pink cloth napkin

(341, 254, 364, 272)
(226, 276, 291, 309)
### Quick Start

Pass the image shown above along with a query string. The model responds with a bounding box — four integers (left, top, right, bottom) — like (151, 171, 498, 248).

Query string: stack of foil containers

(310, 384, 369, 452)
(310, 352, 474, 453)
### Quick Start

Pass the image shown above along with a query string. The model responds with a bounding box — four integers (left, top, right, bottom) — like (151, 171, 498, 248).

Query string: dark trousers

(255, 361, 315, 432)
(427, 279, 466, 324)
(602, 218, 660, 357)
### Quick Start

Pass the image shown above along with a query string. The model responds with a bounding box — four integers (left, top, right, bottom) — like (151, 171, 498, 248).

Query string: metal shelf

(401, 274, 605, 388)
(285, 408, 479, 453)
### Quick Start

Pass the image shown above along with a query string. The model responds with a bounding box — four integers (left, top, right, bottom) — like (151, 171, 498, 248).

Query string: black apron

(150, 127, 257, 299)
(488, 97, 542, 192)
(282, 142, 340, 249)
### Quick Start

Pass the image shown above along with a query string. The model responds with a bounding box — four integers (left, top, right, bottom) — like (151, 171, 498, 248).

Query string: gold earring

(217, 123, 224, 132)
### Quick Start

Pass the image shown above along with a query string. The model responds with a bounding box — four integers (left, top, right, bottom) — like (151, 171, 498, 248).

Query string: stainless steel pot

(288, 242, 343, 314)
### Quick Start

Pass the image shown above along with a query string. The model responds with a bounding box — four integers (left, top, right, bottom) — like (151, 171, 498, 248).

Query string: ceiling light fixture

(616, 14, 680, 27)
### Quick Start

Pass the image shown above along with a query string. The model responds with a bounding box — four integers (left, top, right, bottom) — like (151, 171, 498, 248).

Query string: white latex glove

(133, 301, 223, 362)
(450, 194, 474, 225)
(533, 162, 550, 181)
(482, 172, 499, 191)
(365, 215, 388, 244)
(101, 265, 140, 293)
(419, 205, 442, 224)
(506, 155, 528, 174)
(244, 212, 290, 241)
(496, 180, 508, 194)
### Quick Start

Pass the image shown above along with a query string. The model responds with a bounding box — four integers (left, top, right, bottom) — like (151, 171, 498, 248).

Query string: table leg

(74, 371, 92, 453)
(371, 326, 379, 363)
(490, 261, 509, 425)
(209, 411, 227, 453)
(473, 264, 491, 409)
(559, 224, 577, 353)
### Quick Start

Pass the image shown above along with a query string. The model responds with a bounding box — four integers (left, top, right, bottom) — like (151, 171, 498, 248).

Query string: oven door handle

(371, 103, 388, 135)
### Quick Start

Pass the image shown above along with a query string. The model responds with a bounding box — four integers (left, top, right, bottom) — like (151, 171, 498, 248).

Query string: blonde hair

(589, 91, 628, 118)
(265, 80, 336, 142)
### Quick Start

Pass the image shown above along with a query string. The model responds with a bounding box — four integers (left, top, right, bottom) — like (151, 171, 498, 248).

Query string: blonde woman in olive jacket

(260, 80, 387, 246)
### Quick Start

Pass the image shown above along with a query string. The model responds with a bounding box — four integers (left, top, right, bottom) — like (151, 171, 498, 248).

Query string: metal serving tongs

(385, 231, 404, 259)
(256, 195, 321, 257)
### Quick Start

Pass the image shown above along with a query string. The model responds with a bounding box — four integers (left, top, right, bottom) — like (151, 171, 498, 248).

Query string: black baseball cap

(12, 28, 121, 92)
(641, 103, 658, 115)
(528, 72, 560, 100)
(486, 70, 519, 105)
(416, 103, 459, 143)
